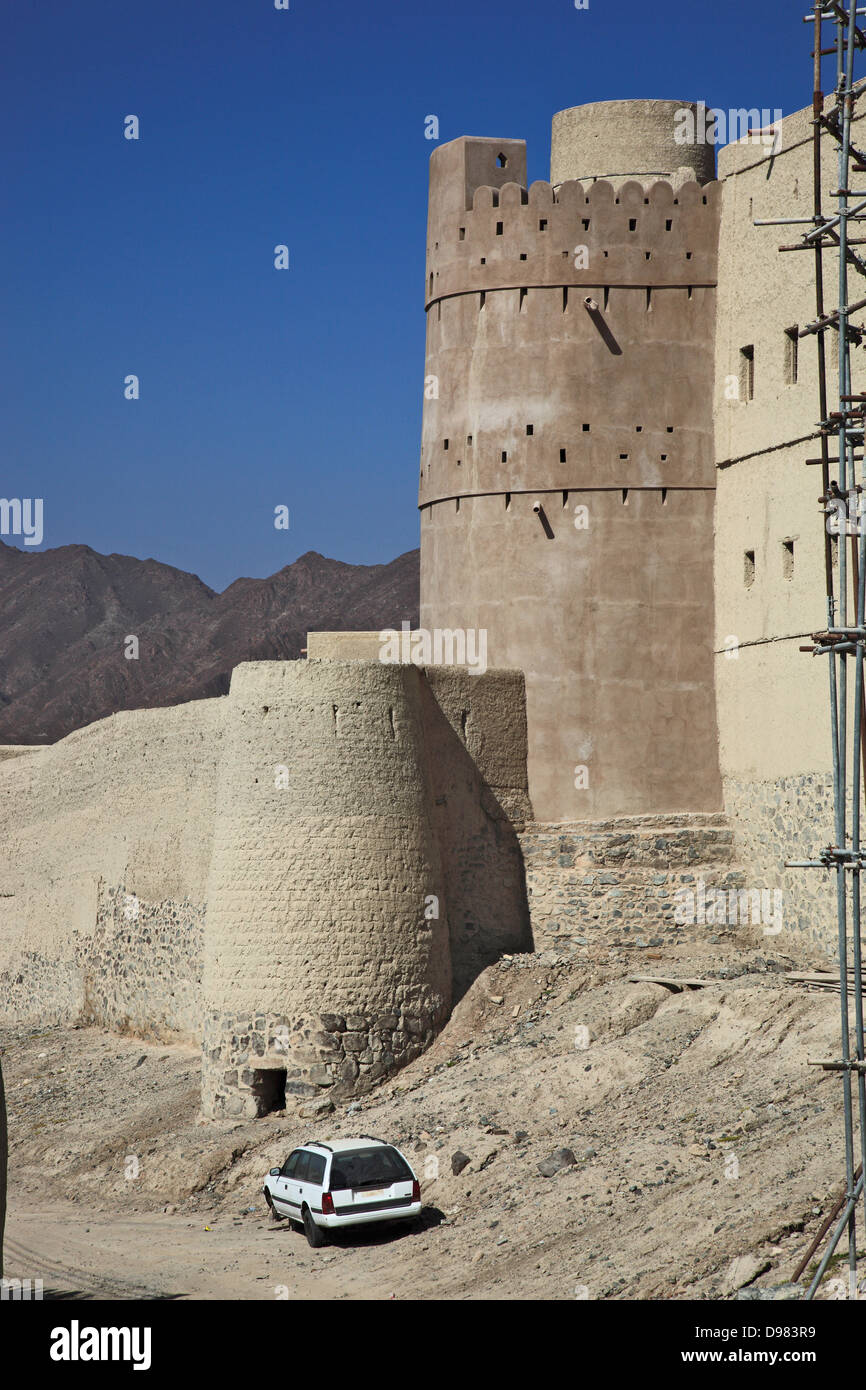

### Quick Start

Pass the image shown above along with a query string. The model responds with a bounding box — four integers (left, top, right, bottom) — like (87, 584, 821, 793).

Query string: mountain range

(0, 542, 420, 744)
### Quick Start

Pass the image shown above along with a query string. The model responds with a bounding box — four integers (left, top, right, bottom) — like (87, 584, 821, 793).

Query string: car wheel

(265, 1190, 283, 1222)
(302, 1205, 327, 1248)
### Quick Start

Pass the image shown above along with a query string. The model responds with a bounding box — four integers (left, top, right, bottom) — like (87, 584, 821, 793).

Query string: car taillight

(411, 1179, 420, 1202)
(322, 1191, 335, 1215)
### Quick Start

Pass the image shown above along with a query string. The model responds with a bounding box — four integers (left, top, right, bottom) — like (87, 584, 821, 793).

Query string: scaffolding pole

(780, 0, 866, 1299)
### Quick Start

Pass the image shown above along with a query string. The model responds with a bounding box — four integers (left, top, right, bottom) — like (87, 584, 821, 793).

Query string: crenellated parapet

(426, 175, 720, 307)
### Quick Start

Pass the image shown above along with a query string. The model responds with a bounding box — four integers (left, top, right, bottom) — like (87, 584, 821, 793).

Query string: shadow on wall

(417, 672, 534, 1000)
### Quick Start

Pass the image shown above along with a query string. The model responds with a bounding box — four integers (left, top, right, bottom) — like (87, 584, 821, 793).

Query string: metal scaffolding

(765, 0, 866, 1299)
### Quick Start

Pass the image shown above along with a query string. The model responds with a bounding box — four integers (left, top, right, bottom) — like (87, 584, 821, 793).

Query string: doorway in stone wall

(252, 1068, 286, 1117)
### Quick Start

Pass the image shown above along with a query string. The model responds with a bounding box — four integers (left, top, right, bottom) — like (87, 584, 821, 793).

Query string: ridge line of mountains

(0, 540, 420, 744)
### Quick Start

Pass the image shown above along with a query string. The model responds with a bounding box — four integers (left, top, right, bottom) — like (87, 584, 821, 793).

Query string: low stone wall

(520, 814, 749, 952)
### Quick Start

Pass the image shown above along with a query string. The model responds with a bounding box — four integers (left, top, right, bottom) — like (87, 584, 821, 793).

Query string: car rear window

(329, 1146, 413, 1189)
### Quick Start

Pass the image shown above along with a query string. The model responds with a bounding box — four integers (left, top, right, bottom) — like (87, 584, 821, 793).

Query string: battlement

(426, 176, 720, 306)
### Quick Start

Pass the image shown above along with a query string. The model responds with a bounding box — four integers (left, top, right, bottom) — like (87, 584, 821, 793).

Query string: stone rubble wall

(520, 814, 748, 953)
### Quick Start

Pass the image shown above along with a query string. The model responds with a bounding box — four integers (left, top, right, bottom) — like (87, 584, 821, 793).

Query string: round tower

(419, 102, 723, 822)
(550, 99, 715, 187)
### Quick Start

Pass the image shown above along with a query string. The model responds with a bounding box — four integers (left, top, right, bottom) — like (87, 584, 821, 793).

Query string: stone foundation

(519, 813, 749, 952)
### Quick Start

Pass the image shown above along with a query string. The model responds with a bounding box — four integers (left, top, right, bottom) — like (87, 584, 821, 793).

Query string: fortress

(0, 97, 859, 1120)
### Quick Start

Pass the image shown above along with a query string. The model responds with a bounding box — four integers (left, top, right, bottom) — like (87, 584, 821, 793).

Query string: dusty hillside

(2, 932, 862, 1300)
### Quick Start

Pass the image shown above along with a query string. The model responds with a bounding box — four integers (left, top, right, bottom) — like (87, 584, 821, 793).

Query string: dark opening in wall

(479, 291, 486, 308)
(582, 218, 590, 230)
(635, 425, 643, 432)
(744, 550, 756, 588)
(252, 1068, 286, 1117)
(621, 489, 629, 504)
(519, 287, 527, 310)
(497, 152, 507, 168)
(456, 497, 460, 512)
(501, 450, 508, 462)
(562, 287, 569, 312)
(526, 424, 534, 435)
(782, 538, 795, 579)
(428, 273, 433, 297)
(480, 257, 486, 265)
(582, 423, 590, 432)
(505, 492, 511, 510)
(665, 219, 673, 231)
(739, 345, 755, 401)
(496, 221, 504, 236)
(520, 252, 527, 260)
(562, 490, 569, 507)
(666, 425, 674, 432)
(539, 218, 548, 231)
(784, 326, 799, 385)
(560, 448, 567, 462)
(628, 218, 637, 231)
(444, 439, 449, 450)
(686, 251, 693, 260)
(660, 453, 668, 461)
(619, 453, 628, 460)
(467, 435, 473, 445)
(459, 227, 466, 241)
(662, 488, 668, 504)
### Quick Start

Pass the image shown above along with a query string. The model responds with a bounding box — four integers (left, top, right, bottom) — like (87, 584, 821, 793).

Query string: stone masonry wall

(520, 813, 748, 953)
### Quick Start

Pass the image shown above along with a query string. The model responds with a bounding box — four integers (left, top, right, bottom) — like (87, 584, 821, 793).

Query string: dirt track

(3, 934, 864, 1300)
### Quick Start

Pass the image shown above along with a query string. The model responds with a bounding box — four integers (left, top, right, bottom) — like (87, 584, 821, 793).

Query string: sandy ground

(3, 933, 865, 1300)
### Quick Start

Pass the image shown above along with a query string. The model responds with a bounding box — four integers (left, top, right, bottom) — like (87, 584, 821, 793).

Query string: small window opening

(526, 424, 534, 436)
(582, 423, 590, 432)
(562, 490, 568, 508)
(665, 219, 673, 231)
(635, 425, 643, 433)
(480, 257, 486, 265)
(519, 287, 527, 310)
(501, 450, 508, 462)
(443, 439, 449, 450)
(520, 252, 527, 260)
(744, 550, 756, 588)
(739, 345, 755, 401)
(621, 488, 629, 504)
(467, 435, 473, 445)
(497, 152, 507, 168)
(496, 221, 504, 235)
(661, 488, 668, 504)
(505, 492, 511, 510)
(459, 227, 466, 241)
(479, 291, 486, 309)
(782, 539, 795, 579)
(619, 453, 629, 460)
(686, 250, 693, 260)
(560, 448, 567, 462)
(784, 326, 799, 385)
(539, 218, 548, 231)
(562, 287, 569, 312)
(582, 218, 590, 231)
(628, 218, 637, 231)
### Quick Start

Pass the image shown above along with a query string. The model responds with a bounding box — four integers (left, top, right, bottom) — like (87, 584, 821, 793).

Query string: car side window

(294, 1151, 311, 1183)
(281, 1150, 301, 1178)
(306, 1153, 326, 1187)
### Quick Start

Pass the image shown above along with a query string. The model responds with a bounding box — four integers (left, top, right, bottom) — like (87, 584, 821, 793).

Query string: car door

(285, 1149, 310, 1216)
(299, 1151, 327, 1214)
(272, 1149, 302, 1215)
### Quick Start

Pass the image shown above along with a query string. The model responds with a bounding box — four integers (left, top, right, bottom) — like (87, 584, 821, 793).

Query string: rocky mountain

(0, 542, 420, 744)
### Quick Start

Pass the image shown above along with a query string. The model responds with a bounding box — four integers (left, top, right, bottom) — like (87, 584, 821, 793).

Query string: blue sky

(2, 0, 806, 591)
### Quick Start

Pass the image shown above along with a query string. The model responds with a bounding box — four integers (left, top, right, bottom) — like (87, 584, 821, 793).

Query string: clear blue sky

(2, 0, 805, 591)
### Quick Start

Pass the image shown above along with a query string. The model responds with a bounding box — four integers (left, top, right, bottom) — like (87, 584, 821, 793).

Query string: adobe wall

(0, 700, 223, 1037)
(420, 119, 723, 821)
(714, 103, 866, 956)
(200, 659, 532, 1117)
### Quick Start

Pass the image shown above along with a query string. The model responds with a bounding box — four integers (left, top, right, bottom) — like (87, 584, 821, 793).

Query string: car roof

(301, 1136, 390, 1155)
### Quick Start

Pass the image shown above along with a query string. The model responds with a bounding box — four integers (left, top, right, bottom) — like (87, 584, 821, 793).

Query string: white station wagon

(263, 1136, 422, 1247)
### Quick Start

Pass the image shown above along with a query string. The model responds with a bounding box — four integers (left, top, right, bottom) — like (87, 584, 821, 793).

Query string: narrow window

(497, 152, 507, 168)
(782, 539, 795, 579)
(562, 287, 569, 312)
(539, 218, 548, 231)
(444, 439, 449, 450)
(739, 345, 755, 402)
(665, 219, 673, 231)
(519, 287, 527, 311)
(560, 448, 567, 462)
(628, 218, 637, 231)
(784, 326, 799, 385)
(467, 434, 473, 445)
(526, 424, 534, 436)
(479, 291, 486, 309)
(744, 550, 755, 588)
(459, 227, 466, 241)
(501, 450, 508, 463)
(505, 492, 511, 509)
(496, 221, 504, 236)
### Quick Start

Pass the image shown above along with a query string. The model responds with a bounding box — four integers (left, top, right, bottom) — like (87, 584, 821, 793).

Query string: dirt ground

(3, 932, 865, 1300)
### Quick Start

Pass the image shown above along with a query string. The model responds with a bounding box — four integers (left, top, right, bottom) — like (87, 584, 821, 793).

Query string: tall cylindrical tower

(419, 102, 723, 821)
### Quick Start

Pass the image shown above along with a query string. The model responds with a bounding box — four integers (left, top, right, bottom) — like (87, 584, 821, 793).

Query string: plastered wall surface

(420, 118, 723, 822)
(0, 699, 223, 1031)
(714, 103, 866, 953)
